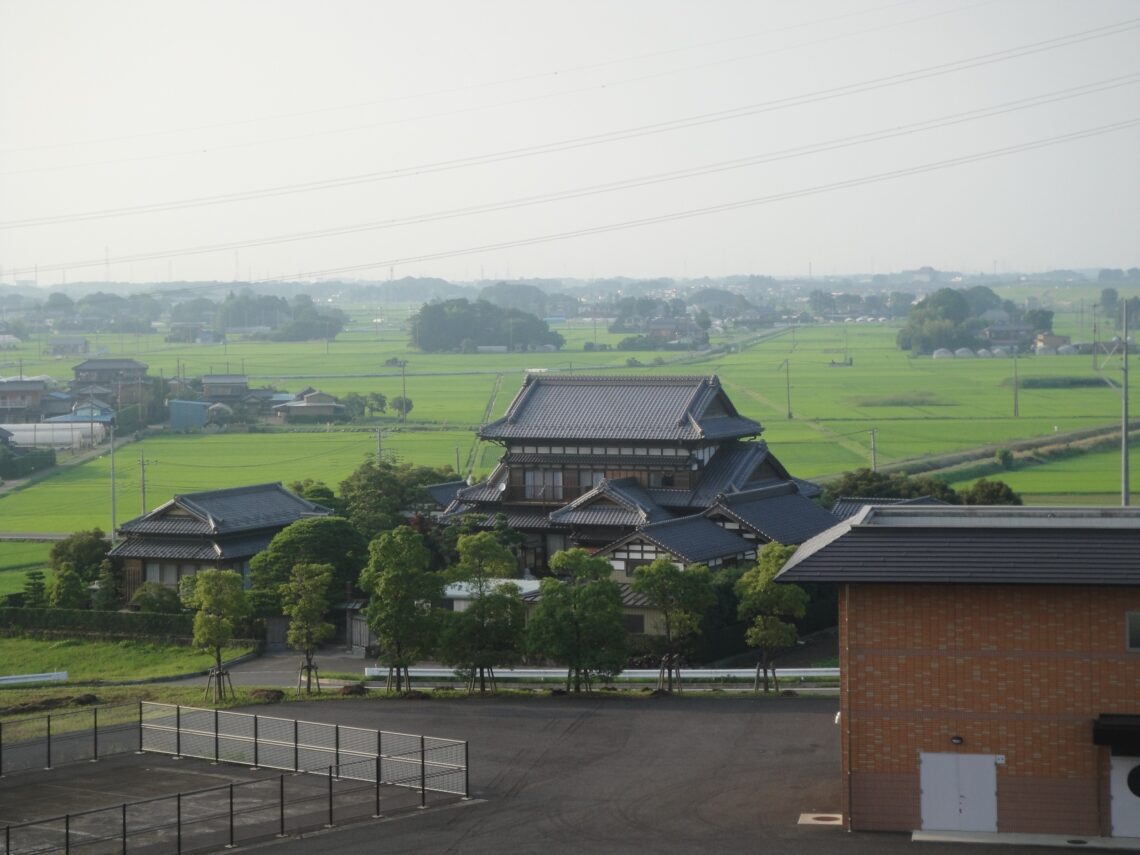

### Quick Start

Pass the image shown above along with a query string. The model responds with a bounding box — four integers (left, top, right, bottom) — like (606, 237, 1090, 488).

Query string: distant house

(0, 334, 21, 350)
(71, 358, 152, 410)
(110, 483, 333, 599)
(201, 374, 250, 404)
(777, 506, 1140, 839)
(168, 399, 210, 431)
(981, 324, 1033, 348)
(46, 336, 88, 356)
(273, 389, 346, 423)
(0, 379, 47, 423)
(0, 426, 12, 448)
(1036, 332, 1071, 349)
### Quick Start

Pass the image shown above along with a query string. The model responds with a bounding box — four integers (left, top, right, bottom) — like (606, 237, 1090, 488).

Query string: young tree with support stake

(632, 558, 715, 693)
(527, 549, 626, 693)
(735, 542, 808, 693)
(359, 526, 443, 693)
(181, 569, 249, 702)
(280, 563, 335, 695)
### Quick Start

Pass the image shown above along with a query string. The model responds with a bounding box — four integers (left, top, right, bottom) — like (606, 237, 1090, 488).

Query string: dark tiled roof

(690, 442, 770, 505)
(0, 380, 46, 391)
(481, 375, 761, 442)
(829, 495, 950, 520)
(73, 359, 148, 372)
(118, 483, 331, 536)
(707, 483, 839, 545)
(108, 532, 276, 561)
(776, 506, 1140, 585)
(608, 514, 755, 564)
(455, 463, 507, 503)
(549, 477, 671, 526)
(426, 480, 467, 508)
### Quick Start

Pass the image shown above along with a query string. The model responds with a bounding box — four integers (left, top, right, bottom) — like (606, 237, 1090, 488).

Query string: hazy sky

(1, 0, 1138, 286)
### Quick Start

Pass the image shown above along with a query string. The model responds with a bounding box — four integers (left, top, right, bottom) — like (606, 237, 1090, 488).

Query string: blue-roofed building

(436, 374, 834, 576)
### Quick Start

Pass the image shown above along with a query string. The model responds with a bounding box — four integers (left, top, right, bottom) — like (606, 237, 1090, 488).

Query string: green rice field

(0, 542, 53, 597)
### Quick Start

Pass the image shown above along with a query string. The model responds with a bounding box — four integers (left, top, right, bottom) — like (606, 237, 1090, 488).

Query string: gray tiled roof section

(709, 484, 839, 545)
(549, 477, 670, 525)
(108, 532, 276, 561)
(119, 483, 331, 535)
(632, 514, 755, 564)
(829, 495, 950, 520)
(480, 375, 761, 442)
(426, 480, 467, 507)
(776, 506, 1140, 585)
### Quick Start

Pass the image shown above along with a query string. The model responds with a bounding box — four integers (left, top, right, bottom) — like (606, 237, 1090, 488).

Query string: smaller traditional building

(110, 483, 332, 598)
(273, 388, 345, 422)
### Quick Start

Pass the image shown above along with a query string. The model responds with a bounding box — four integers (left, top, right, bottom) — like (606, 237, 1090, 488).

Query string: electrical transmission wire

(13, 72, 1138, 277)
(3, 14, 1136, 230)
(251, 117, 1140, 283)
(2, 0, 930, 155)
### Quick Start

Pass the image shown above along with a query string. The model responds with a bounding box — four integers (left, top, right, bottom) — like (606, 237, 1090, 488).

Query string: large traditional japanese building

(435, 374, 834, 575)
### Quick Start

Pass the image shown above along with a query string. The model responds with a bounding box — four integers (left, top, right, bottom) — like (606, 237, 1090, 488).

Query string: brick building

(777, 506, 1140, 840)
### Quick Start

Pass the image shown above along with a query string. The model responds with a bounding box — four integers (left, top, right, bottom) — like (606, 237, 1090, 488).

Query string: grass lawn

(0, 542, 53, 596)
(0, 638, 254, 684)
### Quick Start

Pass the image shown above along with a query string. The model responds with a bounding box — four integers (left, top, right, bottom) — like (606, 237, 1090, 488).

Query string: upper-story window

(524, 469, 563, 500)
(1128, 612, 1140, 651)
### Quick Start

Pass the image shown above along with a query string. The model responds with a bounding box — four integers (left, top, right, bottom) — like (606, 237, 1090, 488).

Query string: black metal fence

(0, 704, 138, 776)
(3, 757, 430, 855)
(2, 702, 470, 854)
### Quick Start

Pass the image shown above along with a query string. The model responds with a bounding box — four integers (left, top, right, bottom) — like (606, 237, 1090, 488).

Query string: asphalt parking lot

(2, 694, 1059, 854)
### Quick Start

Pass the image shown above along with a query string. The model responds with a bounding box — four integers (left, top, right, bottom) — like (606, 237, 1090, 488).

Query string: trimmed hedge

(0, 448, 56, 479)
(0, 607, 194, 637)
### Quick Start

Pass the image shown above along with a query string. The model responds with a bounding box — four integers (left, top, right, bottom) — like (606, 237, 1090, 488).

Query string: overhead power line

(251, 117, 1140, 283)
(13, 72, 1138, 277)
(3, 15, 1136, 230)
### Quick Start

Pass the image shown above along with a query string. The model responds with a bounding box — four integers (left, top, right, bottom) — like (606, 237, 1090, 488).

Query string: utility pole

(401, 360, 408, 424)
(1012, 344, 1019, 418)
(870, 429, 878, 472)
(376, 428, 382, 460)
(779, 359, 792, 420)
(1123, 300, 1130, 507)
(110, 424, 117, 543)
(139, 452, 157, 513)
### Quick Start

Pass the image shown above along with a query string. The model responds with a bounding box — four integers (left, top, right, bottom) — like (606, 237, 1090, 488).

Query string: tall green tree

(960, 477, 1023, 505)
(181, 569, 250, 701)
(735, 543, 808, 692)
(22, 569, 47, 609)
(360, 527, 443, 692)
(49, 562, 89, 609)
(438, 532, 523, 693)
(280, 563, 335, 694)
(249, 516, 367, 613)
(527, 549, 627, 692)
(49, 529, 110, 583)
(632, 558, 715, 692)
(339, 458, 452, 541)
(823, 468, 959, 508)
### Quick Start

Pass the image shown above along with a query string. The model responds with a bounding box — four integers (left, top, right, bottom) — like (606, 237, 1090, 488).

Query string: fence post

(293, 720, 299, 772)
(176, 793, 182, 855)
(419, 735, 426, 809)
(64, 814, 69, 855)
(45, 714, 52, 770)
(278, 775, 285, 837)
(1, 720, 4, 777)
(174, 706, 182, 759)
(137, 701, 144, 753)
(376, 730, 383, 785)
(327, 765, 334, 827)
(335, 725, 340, 768)
(252, 715, 259, 769)
(92, 707, 99, 762)
(214, 709, 219, 765)
(464, 741, 470, 799)
(374, 755, 381, 817)
(122, 803, 127, 854)
(228, 784, 234, 848)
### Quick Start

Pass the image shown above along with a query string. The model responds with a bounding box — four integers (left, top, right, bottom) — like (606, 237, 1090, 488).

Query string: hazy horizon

(2, 0, 1138, 286)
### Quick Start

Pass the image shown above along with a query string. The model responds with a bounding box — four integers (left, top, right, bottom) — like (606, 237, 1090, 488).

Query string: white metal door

(920, 752, 998, 832)
(1111, 756, 1140, 838)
